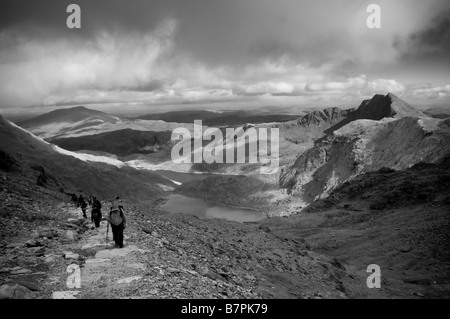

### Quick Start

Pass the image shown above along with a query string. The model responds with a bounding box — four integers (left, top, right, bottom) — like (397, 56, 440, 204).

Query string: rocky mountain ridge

(280, 116, 450, 208)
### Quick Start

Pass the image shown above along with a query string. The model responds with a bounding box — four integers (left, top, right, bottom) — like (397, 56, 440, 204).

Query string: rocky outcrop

(280, 107, 355, 132)
(355, 93, 426, 121)
(280, 117, 450, 206)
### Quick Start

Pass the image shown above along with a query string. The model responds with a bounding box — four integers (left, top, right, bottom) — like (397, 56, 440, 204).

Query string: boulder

(65, 230, 77, 241)
(400, 246, 411, 253)
(0, 283, 35, 299)
(25, 239, 42, 248)
(151, 231, 160, 238)
(64, 252, 80, 260)
(5, 279, 42, 292)
(38, 230, 55, 239)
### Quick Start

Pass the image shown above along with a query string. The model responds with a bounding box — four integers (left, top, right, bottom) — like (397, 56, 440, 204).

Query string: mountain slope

(17, 106, 120, 139)
(279, 116, 450, 208)
(282, 107, 355, 128)
(322, 93, 428, 134)
(263, 157, 450, 298)
(49, 129, 174, 158)
(275, 93, 423, 156)
(0, 115, 173, 201)
(424, 107, 450, 119)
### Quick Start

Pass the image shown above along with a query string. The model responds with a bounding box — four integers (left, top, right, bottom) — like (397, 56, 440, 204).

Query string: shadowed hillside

(0, 115, 173, 201)
(49, 129, 174, 158)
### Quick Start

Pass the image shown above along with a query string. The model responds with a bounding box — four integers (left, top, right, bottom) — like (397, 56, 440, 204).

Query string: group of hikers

(70, 193, 127, 248)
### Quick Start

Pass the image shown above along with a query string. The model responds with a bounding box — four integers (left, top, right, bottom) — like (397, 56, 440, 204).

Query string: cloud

(367, 79, 405, 94)
(0, 19, 176, 108)
(0, 0, 450, 112)
(406, 83, 450, 99)
(306, 75, 367, 92)
(398, 11, 450, 61)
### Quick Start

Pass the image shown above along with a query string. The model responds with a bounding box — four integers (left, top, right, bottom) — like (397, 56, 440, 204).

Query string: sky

(1, 0, 450, 117)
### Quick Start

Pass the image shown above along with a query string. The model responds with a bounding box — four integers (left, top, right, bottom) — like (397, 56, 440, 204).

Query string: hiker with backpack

(91, 196, 102, 228)
(71, 193, 78, 207)
(107, 196, 127, 248)
(78, 194, 88, 219)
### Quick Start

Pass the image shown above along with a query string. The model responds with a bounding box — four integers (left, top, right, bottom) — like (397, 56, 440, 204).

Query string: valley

(1, 93, 449, 299)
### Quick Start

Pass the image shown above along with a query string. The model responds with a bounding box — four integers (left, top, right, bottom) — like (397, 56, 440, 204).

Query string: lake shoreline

(158, 193, 268, 223)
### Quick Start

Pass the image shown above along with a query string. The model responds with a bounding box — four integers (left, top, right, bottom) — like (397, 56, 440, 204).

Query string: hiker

(91, 196, 102, 228)
(71, 193, 78, 207)
(78, 194, 88, 219)
(88, 196, 93, 207)
(107, 196, 127, 248)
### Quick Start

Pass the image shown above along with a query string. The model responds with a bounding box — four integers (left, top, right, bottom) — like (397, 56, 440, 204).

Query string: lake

(159, 194, 266, 223)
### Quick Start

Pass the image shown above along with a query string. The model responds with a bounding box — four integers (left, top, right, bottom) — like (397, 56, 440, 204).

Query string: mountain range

(1, 92, 449, 299)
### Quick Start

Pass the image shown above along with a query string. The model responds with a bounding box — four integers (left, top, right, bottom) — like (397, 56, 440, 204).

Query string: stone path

(52, 207, 148, 299)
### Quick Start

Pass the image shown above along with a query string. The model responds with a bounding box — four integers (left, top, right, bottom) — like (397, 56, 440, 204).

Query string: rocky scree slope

(280, 114, 450, 210)
(1, 164, 372, 299)
(263, 157, 450, 298)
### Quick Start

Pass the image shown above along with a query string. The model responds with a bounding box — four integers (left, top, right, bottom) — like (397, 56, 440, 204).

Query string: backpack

(92, 209, 100, 219)
(93, 199, 102, 210)
(109, 207, 123, 226)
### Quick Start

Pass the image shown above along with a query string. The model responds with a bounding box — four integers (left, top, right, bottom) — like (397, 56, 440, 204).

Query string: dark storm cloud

(1, 0, 450, 112)
(403, 12, 450, 60)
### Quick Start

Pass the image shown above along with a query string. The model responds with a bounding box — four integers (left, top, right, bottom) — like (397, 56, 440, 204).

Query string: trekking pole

(106, 221, 110, 249)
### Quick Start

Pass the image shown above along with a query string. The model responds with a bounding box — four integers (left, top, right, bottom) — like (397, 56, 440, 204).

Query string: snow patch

(52, 145, 125, 168)
(157, 183, 175, 191)
(126, 159, 192, 173)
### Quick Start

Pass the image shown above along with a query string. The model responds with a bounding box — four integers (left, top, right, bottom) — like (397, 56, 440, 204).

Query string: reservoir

(159, 194, 266, 223)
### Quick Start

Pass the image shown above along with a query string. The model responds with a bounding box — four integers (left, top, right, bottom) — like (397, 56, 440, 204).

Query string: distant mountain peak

(386, 92, 398, 99)
(47, 105, 102, 115)
(17, 106, 120, 137)
(68, 105, 89, 111)
(356, 93, 426, 121)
